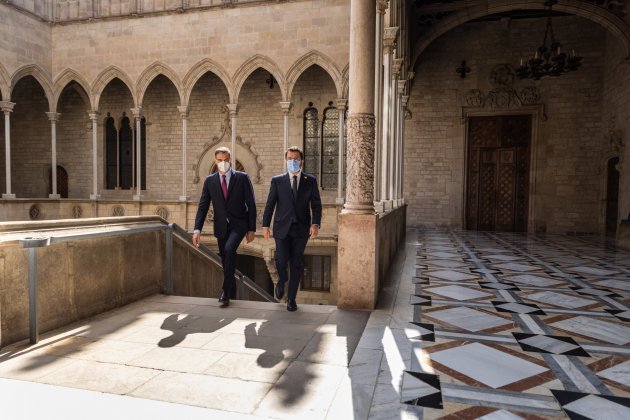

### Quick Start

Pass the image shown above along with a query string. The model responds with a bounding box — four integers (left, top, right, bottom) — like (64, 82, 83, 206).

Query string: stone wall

(406, 16, 613, 233)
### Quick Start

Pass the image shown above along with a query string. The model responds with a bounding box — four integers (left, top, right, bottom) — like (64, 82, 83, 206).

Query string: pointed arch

(183, 58, 232, 105)
(136, 61, 184, 106)
(52, 68, 93, 110)
(92, 66, 136, 109)
(232, 54, 286, 102)
(11, 64, 53, 110)
(286, 50, 344, 99)
(0, 62, 10, 101)
(410, 0, 630, 71)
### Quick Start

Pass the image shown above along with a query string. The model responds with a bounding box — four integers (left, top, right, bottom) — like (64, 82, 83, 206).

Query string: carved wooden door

(466, 116, 530, 232)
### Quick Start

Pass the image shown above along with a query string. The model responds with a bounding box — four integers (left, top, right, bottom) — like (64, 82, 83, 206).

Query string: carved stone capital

(0, 101, 15, 113)
(226, 103, 238, 116)
(279, 101, 292, 114)
(392, 58, 403, 79)
(376, 0, 389, 14)
(344, 113, 375, 213)
(335, 98, 348, 111)
(130, 107, 143, 119)
(46, 112, 61, 122)
(397, 79, 407, 95)
(88, 110, 100, 121)
(177, 105, 190, 118)
(383, 27, 399, 54)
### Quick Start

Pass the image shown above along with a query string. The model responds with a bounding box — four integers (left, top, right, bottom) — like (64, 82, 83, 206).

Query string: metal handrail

(16, 219, 276, 344)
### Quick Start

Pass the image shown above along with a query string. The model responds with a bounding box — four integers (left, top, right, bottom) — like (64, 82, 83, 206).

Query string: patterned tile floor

(401, 230, 630, 419)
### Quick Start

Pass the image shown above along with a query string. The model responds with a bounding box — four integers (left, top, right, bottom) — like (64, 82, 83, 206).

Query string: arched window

(105, 115, 117, 189)
(321, 104, 339, 190)
(303, 102, 347, 191)
(303, 104, 319, 177)
(119, 116, 133, 189)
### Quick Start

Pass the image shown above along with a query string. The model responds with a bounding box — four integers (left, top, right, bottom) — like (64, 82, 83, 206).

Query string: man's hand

(262, 227, 270, 240)
(309, 224, 319, 239)
(192, 232, 201, 248)
(246, 231, 255, 243)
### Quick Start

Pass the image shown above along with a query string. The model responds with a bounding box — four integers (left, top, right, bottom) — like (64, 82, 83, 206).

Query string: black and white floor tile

(401, 230, 630, 419)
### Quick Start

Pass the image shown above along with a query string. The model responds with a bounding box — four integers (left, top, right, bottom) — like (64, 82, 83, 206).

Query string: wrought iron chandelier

(516, 0, 582, 80)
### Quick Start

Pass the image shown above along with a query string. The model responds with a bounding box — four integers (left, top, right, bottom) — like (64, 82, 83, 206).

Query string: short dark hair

(285, 146, 304, 160)
(214, 146, 231, 158)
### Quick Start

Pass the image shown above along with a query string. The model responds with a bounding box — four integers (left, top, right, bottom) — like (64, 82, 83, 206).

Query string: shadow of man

(159, 314, 233, 348)
(243, 321, 285, 368)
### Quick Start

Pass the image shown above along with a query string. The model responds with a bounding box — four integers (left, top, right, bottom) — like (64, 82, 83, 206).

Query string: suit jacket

(194, 170, 257, 239)
(262, 172, 322, 239)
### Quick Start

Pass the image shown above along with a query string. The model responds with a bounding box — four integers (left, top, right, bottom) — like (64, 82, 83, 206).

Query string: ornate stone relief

(463, 64, 545, 117)
(72, 205, 82, 218)
(193, 106, 263, 184)
(112, 206, 125, 217)
(156, 207, 169, 220)
(29, 205, 40, 220)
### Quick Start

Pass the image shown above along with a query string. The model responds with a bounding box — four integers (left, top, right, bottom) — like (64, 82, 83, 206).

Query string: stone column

(46, 112, 61, 199)
(88, 111, 100, 200)
(390, 57, 402, 205)
(227, 104, 238, 163)
(178, 105, 190, 201)
(1, 101, 15, 199)
(280, 101, 292, 163)
(131, 107, 143, 200)
(381, 27, 398, 208)
(400, 93, 409, 204)
(374, 0, 388, 206)
(338, 0, 378, 310)
(336, 98, 347, 204)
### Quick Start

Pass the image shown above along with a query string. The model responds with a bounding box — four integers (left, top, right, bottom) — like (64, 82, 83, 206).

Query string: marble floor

(400, 230, 630, 419)
(1, 229, 628, 419)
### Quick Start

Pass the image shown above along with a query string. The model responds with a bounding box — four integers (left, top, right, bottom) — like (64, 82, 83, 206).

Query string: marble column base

(337, 212, 378, 309)
(2, 193, 16, 199)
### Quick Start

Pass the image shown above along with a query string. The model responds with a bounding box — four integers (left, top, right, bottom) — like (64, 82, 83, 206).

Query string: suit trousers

(217, 224, 246, 298)
(274, 223, 309, 301)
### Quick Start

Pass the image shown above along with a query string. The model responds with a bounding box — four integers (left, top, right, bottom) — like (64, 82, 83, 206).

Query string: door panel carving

(466, 116, 531, 232)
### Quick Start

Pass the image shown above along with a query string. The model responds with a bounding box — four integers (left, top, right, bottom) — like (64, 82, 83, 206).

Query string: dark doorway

(466, 115, 531, 232)
(605, 156, 620, 237)
(235, 255, 274, 300)
(48, 165, 68, 198)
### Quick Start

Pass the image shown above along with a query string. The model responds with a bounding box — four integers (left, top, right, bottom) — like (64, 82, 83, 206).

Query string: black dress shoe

(219, 290, 230, 307)
(275, 281, 285, 300)
(287, 299, 297, 312)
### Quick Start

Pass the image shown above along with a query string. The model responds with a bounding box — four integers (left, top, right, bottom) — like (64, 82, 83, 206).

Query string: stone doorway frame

(461, 105, 545, 232)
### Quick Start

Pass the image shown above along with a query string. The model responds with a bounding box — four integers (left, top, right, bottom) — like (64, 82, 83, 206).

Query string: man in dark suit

(262, 146, 322, 312)
(193, 146, 256, 307)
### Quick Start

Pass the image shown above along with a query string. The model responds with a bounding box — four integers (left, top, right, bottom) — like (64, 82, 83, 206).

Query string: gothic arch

(232, 54, 286, 102)
(410, 0, 630, 71)
(286, 51, 344, 99)
(92, 66, 136, 110)
(182, 58, 232, 105)
(0, 62, 10, 101)
(11, 64, 53, 110)
(52, 69, 93, 110)
(136, 61, 184, 106)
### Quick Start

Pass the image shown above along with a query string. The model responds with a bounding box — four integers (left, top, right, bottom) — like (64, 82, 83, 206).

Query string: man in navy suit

(262, 146, 322, 312)
(193, 147, 256, 307)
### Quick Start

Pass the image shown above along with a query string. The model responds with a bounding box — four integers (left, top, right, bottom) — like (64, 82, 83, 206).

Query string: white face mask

(217, 161, 231, 173)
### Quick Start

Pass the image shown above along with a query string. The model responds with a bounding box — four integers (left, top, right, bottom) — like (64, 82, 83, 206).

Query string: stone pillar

(338, 0, 378, 310)
(88, 111, 100, 200)
(374, 0, 388, 206)
(227, 103, 238, 163)
(131, 107, 143, 200)
(381, 26, 398, 208)
(336, 98, 347, 204)
(1, 101, 15, 199)
(390, 58, 402, 205)
(178, 105, 190, 201)
(400, 93, 409, 204)
(280, 101, 292, 164)
(46, 112, 61, 199)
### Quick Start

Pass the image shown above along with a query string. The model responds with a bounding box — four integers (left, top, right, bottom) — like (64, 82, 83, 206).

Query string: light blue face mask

(287, 159, 301, 173)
